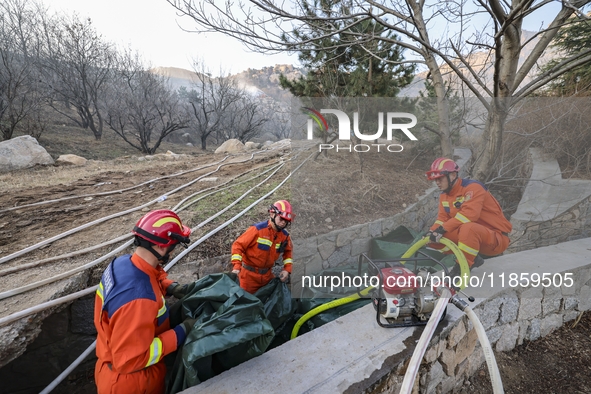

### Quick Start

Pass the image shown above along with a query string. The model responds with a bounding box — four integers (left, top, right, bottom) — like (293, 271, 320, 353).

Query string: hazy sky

(47, 0, 568, 76)
(48, 0, 298, 74)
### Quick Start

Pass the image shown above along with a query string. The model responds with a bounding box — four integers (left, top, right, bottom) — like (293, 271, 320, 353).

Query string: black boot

(448, 263, 462, 279)
(472, 254, 485, 268)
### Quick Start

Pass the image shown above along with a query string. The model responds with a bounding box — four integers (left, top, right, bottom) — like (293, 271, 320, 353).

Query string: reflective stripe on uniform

(146, 338, 163, 367)
(232, 254, 242, 261)
(96, 282, 104, 305)
(455, 212, 470, 223)
(458, 242, 479, 256)
(257, 237, 273, 247)
(157, 296, 166, 318)
(434, 220, 444, 226)
(283, 258, 293, 265)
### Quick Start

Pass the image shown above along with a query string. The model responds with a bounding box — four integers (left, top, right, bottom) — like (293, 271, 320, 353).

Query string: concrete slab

(512, 148, 591, 222)
(179, 237, 591, 394)
(467, 236, 591, 300)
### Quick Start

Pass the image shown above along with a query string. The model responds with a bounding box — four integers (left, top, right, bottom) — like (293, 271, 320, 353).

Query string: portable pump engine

(358, 254, 449, 328)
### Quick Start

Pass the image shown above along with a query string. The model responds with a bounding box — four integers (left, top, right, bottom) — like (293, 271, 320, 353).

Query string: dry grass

(0, 156, 206, 192)
(3, 124, 210, 191)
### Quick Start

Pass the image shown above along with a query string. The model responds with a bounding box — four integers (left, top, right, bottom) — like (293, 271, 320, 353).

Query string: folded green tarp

(167, 273, 274, 393)
(166, 272, 369, 392)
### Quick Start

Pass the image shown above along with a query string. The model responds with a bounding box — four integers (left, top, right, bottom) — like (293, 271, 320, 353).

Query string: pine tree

(543, 17, 591, 96)
(278, 1, 415, 98)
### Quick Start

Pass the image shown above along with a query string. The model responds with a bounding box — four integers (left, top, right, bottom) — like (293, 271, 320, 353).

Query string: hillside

(155, 31, 556, 100)
(152, 64, 304, 103)
(400, 30, 557, 96)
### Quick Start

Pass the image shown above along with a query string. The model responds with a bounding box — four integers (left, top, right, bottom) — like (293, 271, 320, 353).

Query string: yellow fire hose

(290, 237, 470, 339)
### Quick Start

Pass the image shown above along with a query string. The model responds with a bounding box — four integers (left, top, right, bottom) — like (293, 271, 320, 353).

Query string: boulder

(268, 139, 291, 150)
(144, 151, 190, 161)
(56, 154, 87, 166)
(214, 139, 245, 153)
(244, 141, 262, 150)
(0, 135, 54, 172)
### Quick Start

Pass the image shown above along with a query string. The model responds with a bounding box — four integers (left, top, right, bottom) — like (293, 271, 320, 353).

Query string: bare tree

(264, 101, 292, 140)
(105, 51, 189, 154)
(0, 0, 46, 141)
(223, 94, 269, 142)
(181, 62, 247, 150)
(166, 0, 591, 181)
(39, 14, 115, 140)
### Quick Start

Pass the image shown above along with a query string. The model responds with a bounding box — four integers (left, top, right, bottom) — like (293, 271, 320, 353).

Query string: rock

(143, 151, 191, 161)
(268, 139, 291, 150)
(215, 139, 245, 153)
(56, 154, 87, 166)
(0, 135, 54, 172)
(244, 141, 262, 150)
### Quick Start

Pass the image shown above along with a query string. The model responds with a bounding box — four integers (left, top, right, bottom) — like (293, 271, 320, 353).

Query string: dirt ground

(1, 127, 590, 393)
(468, 311, 591, 394)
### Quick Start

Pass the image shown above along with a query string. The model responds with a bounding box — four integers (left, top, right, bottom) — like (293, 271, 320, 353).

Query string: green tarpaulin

(167, 274, 274, 392)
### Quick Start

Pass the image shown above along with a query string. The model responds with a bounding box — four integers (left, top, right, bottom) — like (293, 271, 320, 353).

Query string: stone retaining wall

(509, 192, 591, 253)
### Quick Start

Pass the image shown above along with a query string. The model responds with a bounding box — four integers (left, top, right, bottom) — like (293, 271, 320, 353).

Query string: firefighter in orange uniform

(231, 200, 294, 294)
(94, 210, 196, 394)
(424, 158, 512, 276)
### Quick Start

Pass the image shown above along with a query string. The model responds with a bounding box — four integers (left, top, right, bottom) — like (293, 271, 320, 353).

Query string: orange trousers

(429, 222, 509, 267)
(95, 360, 166, 394)
(238, 268, 274, 294)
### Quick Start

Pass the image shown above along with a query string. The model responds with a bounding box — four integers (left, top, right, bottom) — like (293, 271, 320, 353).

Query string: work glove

(167, 282, 189, 299)
(179, 317, 197, 335)
(278, 270, 290, 283)
(225, 270, 238, 282)
(426, 226, 446, 243)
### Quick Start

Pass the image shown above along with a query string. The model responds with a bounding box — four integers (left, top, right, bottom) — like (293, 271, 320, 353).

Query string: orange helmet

(269, 200, 294, 222)
(426, 158, 459, 180)
(132, 209, 191, 247)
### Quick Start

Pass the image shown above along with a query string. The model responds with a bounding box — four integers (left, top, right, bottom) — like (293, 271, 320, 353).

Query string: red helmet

(269, 200, 294, 222)
(426, 158, 459, 180)
(132, 209, 191, 247)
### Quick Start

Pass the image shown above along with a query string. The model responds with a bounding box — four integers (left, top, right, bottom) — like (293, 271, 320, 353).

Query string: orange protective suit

(94, 253, 187, 394)
(231, 220, 293, 294)
(429, 178, 512, 266)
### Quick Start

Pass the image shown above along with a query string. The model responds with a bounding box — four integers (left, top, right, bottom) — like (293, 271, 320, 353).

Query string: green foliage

(278, 0, 415, 98)
(542, 18, 591, 96)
